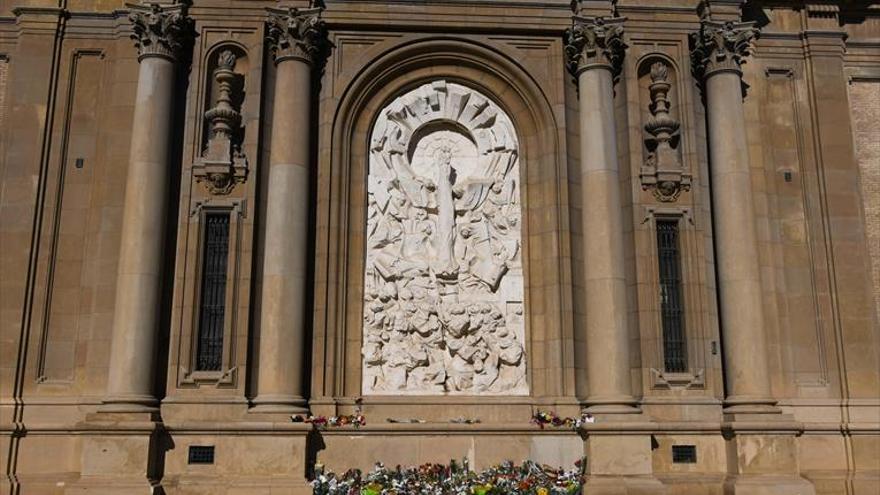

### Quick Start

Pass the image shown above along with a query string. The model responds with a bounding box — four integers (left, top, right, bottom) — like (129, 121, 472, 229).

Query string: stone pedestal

(64, 413, 160, 494)
(721, 416, 816, 495)
(160, 422, 313, 495)
(581, 424, 666, 495)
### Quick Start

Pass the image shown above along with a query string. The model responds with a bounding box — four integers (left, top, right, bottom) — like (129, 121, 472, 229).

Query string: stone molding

(564, 15, 626, 77)
(265, 5, 326, 66)
(690, 19, 759, 80)
(128, 2, 194, 63)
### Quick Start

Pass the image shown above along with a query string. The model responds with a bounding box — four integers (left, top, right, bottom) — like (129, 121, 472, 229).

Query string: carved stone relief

(362, 81, 527, 395)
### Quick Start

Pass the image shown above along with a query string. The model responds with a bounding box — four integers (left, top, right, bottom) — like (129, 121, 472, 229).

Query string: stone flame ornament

(363, 81, 527, 395)
(641, 61, 690, 202)
(128, 1, 194, 62)
(192, 50, 247, 195)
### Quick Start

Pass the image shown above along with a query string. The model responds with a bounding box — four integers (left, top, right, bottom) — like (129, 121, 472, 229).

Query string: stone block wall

(850, 80, 880, 319)
(0, 1, 877, 494)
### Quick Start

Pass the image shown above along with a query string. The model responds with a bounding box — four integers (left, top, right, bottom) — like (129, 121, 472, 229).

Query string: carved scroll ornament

(192, 50, 247, 195)
(691, 20, 759, 79)
(129, 2, 194, 62)
(363, 81, 527, 395)
(564, 15, 627, 76)
(265, 5, 326, 65)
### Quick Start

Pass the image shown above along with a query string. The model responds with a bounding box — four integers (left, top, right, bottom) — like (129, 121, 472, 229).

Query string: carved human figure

(433, 146, 459, 280)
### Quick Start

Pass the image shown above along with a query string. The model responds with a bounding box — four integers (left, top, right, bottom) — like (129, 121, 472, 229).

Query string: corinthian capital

(691, 19, 759, 79)
(266, 6, 326, 66)
(128, 2, 194, 62)
(564, 15, 627, 76)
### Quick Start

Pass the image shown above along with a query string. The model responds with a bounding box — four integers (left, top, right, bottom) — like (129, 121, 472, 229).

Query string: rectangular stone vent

(188, 445, 215, 464)
(672, 445, 697, 463)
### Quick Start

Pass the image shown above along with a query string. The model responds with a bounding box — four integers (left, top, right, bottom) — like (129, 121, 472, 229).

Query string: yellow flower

(537, 487, 549, 495)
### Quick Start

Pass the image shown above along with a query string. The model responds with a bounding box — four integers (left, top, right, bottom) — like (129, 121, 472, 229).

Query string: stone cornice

(127, 2, 195, 63)
(564, 15, 627, 76)
(266, 5, 326, 66)
(691, 19, 759, 80)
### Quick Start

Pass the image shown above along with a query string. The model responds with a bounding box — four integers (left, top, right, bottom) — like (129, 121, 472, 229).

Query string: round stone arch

(312, 37, 573, 407)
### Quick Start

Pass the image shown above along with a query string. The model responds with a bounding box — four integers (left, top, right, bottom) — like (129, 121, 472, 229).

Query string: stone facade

(0, 1, 878, 494)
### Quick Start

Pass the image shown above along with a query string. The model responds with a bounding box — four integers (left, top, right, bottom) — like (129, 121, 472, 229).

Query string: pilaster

(250, 4, 326, 415)
(692, 8, 816, 495)
(101, 0, 193, 413)
(565, 14, 637, 416)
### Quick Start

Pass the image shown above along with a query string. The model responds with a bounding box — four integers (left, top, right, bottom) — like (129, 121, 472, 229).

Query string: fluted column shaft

(102, 3, 192, 412)
(566, 16, 638, 413)
(252, 6, 324, 414)
(693, 20, 775, 412)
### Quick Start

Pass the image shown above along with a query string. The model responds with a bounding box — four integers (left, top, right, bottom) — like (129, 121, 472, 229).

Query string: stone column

(251, 6, 324, 414)
(101, 2, 192, 412)
(565, 16, 638, 414)
(692, 20, 776, 413)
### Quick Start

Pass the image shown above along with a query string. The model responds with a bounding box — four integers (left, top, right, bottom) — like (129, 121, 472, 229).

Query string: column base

(722, 395, 780, 415)
(98, 394, 159, 413)
(583, 396, 642, 415)
(250, 394, 310, 414)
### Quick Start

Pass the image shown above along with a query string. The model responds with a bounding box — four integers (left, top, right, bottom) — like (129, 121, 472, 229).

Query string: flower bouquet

(311, 458, 586, 495)
(292, 413, 367, 430)
(530, 411, 594, 430)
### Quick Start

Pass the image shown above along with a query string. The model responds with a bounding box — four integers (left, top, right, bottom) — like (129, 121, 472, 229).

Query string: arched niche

(311, 37, 574, 408)
(362, 80, 526, 395)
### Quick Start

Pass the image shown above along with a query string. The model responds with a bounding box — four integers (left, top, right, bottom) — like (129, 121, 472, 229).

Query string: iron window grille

(195, 212, 230, 371)
(656, 219, 687, 373)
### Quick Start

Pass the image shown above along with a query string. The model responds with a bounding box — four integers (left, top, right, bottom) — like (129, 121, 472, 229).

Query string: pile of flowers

(292, 413, 366, 430)
(530, 411, 594, 430)
(312, 459, 586, 495)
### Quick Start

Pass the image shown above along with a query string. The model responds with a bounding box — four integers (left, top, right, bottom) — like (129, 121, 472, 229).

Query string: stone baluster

(692, 19, 777, 413)
(251, 6, 325, 414)
(101, 2, 193, 412)
(565, 16, 639, 414)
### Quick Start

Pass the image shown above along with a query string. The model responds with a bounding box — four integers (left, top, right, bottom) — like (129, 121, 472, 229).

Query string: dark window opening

(672, 445, 697, 464)
(196, 212, 230, 371)
(188, 445, 215, 464)
(657, 219, 687, 373)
